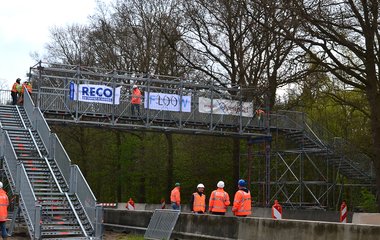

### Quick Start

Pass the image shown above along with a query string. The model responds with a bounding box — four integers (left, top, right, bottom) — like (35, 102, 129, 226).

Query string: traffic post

(340, 201, 347, 223)
(271, 200, 282, 220)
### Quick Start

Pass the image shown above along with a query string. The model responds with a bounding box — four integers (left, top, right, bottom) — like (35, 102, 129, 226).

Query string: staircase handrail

(15, 106, 27, 129)
(280, 110, 375, 179)
(303, 121, 328, 149)
(2, 132, 18, 189)
(23, 87, 35, 121)
(23, 88, 51, 152)
(28, 129, 43, 159)
(270, 112, 304, 131)
(70, 165, 97, 231)
(43, 157, 63, 193)
(64, 192, 88, 238)
(17, 164, 41, 239)
(50, 133, 71, 188)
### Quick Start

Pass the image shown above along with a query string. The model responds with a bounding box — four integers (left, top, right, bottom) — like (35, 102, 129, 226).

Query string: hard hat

(0, 182, 3, 188)
(238, 179, 247, 187)
(16, 78, 21, 83)
(197, 183, 205, 189)
(175, 182, 180, 186)
(133, 85, 138, 88)
(217, 181, 225, 188)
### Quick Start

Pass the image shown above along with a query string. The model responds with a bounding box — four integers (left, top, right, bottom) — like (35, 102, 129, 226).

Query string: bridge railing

(0, 90, 11, 105)
(28, 62, 268, 135)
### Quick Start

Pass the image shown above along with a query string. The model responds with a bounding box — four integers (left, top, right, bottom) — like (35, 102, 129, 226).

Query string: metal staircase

(0, 91, 102, 239)
(274, 111, 375, 183)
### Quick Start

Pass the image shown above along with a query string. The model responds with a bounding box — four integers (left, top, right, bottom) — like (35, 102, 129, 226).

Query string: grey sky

(0, 0, 110, 88)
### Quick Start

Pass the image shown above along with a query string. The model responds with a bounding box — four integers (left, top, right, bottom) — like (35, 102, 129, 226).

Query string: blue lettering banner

(144, 92, 191, 112)
(70, 83, 121, 105)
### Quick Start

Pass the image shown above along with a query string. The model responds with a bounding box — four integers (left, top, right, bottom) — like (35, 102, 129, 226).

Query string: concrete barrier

(104, 209, 380, 240)
(114, 203, 352, 222)
(352, 213, 380, 225)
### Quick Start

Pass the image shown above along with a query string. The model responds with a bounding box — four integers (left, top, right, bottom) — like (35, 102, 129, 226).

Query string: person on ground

(170, 182, 181, 210)
(232, 179, 251, 217)
(209, 181, 230, 215)
(0, 182, 9, 239)
(131, 84, 141, 116)
(190, 183, 206, 214)
(11, 78, 21, 105)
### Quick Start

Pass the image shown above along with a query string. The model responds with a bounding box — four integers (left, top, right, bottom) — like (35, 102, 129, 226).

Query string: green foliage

(359, 189, 378, 213)
(54, 126, 236, 204)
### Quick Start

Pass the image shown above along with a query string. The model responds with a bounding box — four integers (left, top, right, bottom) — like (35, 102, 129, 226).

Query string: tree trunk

(165, 133, 174, 201)
(367, 91, 380, 211)
(232, 138, 241, 187)
(115, 131, 122, 202)
(138, 133, 146, 203)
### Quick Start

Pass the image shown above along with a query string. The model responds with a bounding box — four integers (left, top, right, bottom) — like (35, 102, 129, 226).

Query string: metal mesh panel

(144, 209, 180, 240)
(70, 165, 97, 229)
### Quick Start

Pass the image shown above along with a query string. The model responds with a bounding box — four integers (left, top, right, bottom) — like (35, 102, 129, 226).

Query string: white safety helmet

(133, 85, 138, 88)
(197, 183, 205, 189)
(217, 181, 225, 188)
(0, 182, 3, 188)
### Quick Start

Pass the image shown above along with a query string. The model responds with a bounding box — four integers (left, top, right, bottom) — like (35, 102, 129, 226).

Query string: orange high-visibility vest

(170, 187, 180, 205)
(11, 83, 19, 93)
(192, 193, 206, 212)
(232, 190, 251, 216)
(0, 189, 9, 222)
(26, 83, 32, 94)
(131, 88, 141, 104)
(209, 188, 230, 213)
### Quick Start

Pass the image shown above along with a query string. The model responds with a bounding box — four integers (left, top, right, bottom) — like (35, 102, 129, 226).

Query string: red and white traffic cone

(161, 198, 166, 209)
(340, 201, 347, 223)
(272, 200, 282, 220)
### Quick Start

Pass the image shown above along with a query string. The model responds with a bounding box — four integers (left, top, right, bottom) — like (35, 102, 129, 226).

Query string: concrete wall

(104, 209, 380, 240)
(113, 203, 352, 222)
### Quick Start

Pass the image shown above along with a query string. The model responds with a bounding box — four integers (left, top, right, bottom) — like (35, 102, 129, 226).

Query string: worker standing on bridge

(190, 183, 206, 214)
(170, 182, 181, 210)
(209, 181, 230, 215)
(232, 179, 251, 217)
(11, 78, 21, 105)
(131, 84, 141, 116)
(0, 182, 9, 239)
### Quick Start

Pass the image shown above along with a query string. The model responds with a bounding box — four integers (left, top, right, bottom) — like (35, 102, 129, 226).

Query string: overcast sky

(0, 0, 111, 89)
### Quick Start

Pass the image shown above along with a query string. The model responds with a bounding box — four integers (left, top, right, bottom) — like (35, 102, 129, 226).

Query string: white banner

(70, 83, 121, 105)
(198, 97, 253, 117)
(144, 92, 191, 112)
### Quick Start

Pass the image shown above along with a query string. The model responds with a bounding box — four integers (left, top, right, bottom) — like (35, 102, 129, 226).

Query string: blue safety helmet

(238, 179, 247, 187)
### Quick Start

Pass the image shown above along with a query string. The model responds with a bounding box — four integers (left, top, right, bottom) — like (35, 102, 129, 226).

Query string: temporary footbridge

(0, 61, 375, 212)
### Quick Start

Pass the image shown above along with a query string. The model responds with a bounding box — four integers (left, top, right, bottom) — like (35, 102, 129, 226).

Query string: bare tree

(46, 24, 95, 65)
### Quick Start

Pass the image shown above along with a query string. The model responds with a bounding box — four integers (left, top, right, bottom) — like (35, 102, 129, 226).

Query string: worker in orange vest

(0, 182, 9, 239)
(190, 183, 206, 214)
(126, 198, 135, 210)
(232, 179, 252, 217)
(131, 84, 142, 116)
(209, 181, 230, 215)
(11, 78, 21, 105)
(170, 182, 181, 210)
(18, 81, 32, 105)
